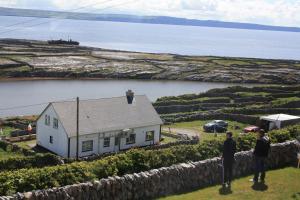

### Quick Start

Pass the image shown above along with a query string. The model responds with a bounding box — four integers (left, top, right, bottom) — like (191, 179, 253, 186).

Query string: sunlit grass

(160, 167, 300, 200)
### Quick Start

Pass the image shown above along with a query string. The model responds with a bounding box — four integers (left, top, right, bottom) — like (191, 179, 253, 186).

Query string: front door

(115, 136, 120, 152)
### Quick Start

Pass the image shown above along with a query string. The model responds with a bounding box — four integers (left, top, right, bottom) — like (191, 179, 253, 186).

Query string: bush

(0, 153, 63, 171)
(0, 125, 299, 195)
(268, 125, 300, 143)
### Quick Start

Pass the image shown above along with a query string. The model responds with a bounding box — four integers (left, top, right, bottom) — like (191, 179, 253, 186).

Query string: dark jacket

(254, 136, 271, 157)
(222, 138, 236, 161)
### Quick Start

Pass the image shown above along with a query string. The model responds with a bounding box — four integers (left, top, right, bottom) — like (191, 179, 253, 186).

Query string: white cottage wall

(120, 125, 160, 150)
(36, 105, 68, 157)
(68, 125, 160, 158)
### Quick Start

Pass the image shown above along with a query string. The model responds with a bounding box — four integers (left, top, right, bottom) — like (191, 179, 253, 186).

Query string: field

(162, 120, 249, 141)
(155, 85, 300, 125)
(1, 39, 300, 84)
(160, 167, 300, 200)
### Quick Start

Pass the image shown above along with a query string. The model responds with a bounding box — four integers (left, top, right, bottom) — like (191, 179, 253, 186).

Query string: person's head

(226, 131, 233, 139)
(257, 129, 265, 139)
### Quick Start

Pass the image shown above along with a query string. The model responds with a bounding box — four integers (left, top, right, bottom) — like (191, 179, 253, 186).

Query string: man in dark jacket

(252, 129, 271, 183)
(222, 131, 237, 188)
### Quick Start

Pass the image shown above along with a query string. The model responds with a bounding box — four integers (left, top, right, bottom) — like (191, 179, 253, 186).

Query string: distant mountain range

(0, 6, 300, 32)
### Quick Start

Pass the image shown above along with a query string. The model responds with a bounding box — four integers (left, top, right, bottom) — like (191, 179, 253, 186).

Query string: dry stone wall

(1, 140, 299, 200)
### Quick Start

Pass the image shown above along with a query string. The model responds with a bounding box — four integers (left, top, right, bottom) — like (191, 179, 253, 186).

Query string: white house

(260, 114, 300, 131)
(36, 91, 163, 158)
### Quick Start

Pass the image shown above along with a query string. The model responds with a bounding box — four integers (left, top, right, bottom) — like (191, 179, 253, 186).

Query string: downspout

(159, 125, 162, 142)
(76, 97, 79, 160)
(68, 138, 70, 158)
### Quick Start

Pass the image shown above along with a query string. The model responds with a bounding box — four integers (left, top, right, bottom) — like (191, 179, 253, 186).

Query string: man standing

(252, 129, 271, 183)
(222, 131, 237, 188)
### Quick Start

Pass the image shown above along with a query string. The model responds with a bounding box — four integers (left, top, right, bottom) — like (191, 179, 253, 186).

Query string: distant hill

(0, 6, 300, 32)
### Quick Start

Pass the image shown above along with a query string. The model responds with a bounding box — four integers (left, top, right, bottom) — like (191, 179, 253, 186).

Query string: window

(45, 115, 50, 126)
(82, 140, 93, 152)
(53, 118, 59, 129)
(126, 133, 136, 145)
(49, 136, 53, 144)
(104, 137, 110, 148)
(145, 131, 154, 141)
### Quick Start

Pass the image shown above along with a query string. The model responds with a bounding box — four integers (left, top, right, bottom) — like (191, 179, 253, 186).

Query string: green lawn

(0, 148, 24, 160)
(163, 120, 249, 141)
(161, 136, 178, 144)
(16, 139, 36, 150)
(0, 126, 18, 136)
(160, 167, 300, 200)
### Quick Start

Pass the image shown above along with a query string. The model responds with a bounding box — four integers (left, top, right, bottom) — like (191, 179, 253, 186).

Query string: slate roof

(50, 95, 163, 137)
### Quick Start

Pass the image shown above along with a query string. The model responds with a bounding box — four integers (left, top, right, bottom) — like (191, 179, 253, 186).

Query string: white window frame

(145, 131, 155, 141)
(103, 137, 110, 148)
(82, 140, 93, 152)
(53, 118, 59, 129)
(126, 133, 136, 145)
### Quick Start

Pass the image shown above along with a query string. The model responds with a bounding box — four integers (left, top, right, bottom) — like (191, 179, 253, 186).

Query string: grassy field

(160, 167, 300, 200)
(162, 120, 249, 141)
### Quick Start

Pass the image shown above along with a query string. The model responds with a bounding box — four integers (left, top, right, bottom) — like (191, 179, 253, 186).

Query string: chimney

(126, 90, 134, 104)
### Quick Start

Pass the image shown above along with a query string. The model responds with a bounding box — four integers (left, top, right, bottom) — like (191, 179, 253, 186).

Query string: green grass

(271, 97, 300, 106)
(160, 167, 300, 200)
(236, 92, 270, 97)
(161, 136, 178, 144)
(16, 139, 36, 150)
(255, 61, 272, 65)
(0, 126, 17, 136)
(163, 120, 249, 141)
(212, 59, 251, 66)
(0, 148, 24, 160)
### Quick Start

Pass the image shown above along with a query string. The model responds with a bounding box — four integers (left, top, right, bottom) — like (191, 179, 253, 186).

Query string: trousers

(254, 156, 266, 181)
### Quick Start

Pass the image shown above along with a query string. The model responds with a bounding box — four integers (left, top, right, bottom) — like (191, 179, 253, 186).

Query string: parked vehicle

(203, 120, 228, 133)
(213, 120, 228, 127)
(243, 126, 259, 133)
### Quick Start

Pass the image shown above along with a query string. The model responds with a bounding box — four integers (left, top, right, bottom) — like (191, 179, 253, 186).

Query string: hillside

(0, 7, 300, 32)
(0, 39, 300, 84)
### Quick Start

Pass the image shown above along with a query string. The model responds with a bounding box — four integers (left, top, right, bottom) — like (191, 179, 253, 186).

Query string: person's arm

(222, 141, 226, 158)
(253, 140, 259, 155)
(233, 140, 237, 154)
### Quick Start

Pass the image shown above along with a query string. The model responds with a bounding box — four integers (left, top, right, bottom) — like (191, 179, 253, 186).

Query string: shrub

(268, 125, 300, 143)
(0, 153, 63, 171)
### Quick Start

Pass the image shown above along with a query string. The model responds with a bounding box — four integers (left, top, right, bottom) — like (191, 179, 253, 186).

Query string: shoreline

(0, 77, 276, 86)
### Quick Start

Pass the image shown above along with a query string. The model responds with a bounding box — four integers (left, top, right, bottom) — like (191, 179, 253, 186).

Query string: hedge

(0, 125, 299, 196)
(0, 140, 35, 156)
(0, 153, 64, 171)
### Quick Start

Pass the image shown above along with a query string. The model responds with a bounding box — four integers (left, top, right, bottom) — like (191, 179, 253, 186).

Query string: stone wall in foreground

(1, 140, 299, 200)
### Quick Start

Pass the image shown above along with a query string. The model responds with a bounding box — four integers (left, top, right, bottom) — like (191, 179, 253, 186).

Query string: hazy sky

(0, 0, 299, 27)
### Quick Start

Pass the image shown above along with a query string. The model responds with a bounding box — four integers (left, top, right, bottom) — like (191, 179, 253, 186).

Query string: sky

(0, 0, 299, 27)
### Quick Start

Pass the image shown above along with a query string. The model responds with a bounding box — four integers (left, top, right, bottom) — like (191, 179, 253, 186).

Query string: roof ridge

(51, 94, 147, 104)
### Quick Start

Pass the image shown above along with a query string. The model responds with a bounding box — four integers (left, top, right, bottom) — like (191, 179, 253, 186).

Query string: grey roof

(51, 95, 163, 137)
(260, 114, 300, 122)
